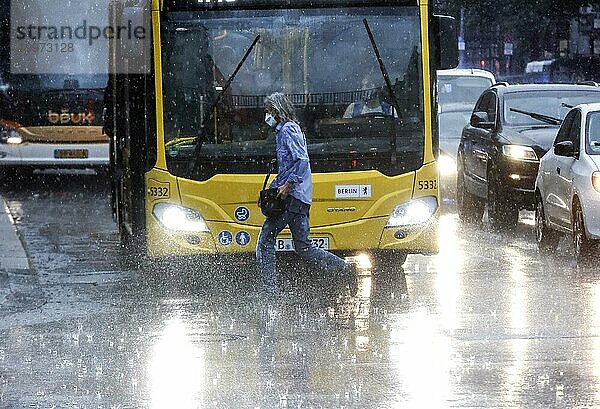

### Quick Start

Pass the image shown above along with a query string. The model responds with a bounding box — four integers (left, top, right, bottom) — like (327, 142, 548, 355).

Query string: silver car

(535, 102, 600, 264)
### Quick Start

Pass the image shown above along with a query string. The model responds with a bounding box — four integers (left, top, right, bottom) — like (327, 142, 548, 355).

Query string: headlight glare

(438, 153, 457, 176)
(502, 145, 538, 161)
(152, 203, 209, 232)
(593, 172, 600, 193)
(386, 196, 438, 227)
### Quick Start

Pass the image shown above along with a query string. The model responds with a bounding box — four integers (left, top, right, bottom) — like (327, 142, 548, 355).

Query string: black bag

(259, 161, 286, 218)
(259, 187, 285, 218)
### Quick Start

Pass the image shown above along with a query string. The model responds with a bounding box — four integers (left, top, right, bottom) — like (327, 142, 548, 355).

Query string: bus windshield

(161, 7, 424, 181)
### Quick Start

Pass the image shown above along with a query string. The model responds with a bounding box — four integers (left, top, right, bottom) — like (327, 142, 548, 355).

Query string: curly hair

(264, 92, 297, 123)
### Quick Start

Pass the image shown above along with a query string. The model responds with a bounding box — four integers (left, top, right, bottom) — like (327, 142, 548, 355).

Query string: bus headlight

(152, 203, 209, 232)
(386, 196, 438, 227)
(0, 124, 22, 144)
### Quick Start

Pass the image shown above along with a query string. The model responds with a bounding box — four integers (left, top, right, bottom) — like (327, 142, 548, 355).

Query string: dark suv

(457, 83, 600, 229)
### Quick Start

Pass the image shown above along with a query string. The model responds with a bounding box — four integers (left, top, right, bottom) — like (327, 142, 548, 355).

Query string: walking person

(256, 92, 356, 294)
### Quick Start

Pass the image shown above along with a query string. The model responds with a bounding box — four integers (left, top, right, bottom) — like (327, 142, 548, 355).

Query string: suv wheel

(573, 201, 594, 266)
(487, 168, 518, 230)
(457, 162, 484, 223)
(535, 196, 559, 253)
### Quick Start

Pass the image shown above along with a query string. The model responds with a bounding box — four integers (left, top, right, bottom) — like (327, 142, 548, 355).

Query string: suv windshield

(161, 7, 424, 181)
(503, 90, 600, 127)
(586, 111, 600, 155)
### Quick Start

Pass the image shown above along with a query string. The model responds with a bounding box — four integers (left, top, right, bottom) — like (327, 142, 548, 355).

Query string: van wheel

(487, 169, 518, 230)
(573, 201, 594, 266)
(535, 196, 559, 253)
(457, 164, 484, 223)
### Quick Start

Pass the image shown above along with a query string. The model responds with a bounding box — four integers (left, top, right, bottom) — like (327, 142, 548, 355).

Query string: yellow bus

(107, 0, 457, 271)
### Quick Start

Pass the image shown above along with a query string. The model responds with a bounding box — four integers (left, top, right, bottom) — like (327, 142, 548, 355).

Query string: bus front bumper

(0, 142, 109, 168)
(146, 213, 439, 259)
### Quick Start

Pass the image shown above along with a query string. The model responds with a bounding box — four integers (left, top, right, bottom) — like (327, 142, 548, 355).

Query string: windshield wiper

(190, 34, 261, 177)
(509, 107, 562, 125)
(363, 19, 400, 164)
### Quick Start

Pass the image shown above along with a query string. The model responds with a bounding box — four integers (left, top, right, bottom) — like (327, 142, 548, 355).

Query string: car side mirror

(470, 111, 494, 129)
(554, 140, 577, 157)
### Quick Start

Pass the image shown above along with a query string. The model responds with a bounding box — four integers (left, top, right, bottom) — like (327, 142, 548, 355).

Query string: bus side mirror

(116, 2, 152, 74)
(432, 15, 458, 70)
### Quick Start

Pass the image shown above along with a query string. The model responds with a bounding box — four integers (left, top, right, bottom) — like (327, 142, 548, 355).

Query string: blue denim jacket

(270, 121, 312, 205)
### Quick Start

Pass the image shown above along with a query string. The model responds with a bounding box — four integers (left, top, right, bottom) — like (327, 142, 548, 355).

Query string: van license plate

(276, 237, 329, 251)
(54, 149, 88, 159)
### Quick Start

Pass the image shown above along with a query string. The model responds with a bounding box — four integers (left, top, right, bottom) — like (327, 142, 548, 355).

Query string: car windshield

(586, 111, 600, 155)
(503, 89, 600, 126)
(161, 7, 424, 181)
(437, 75, 492, 107)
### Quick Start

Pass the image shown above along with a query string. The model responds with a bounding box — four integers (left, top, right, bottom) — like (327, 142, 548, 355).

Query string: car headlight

(386, 196, 438, 227)
(0, 123, 22, 144)
(593, 172, 600, 193)
(438, 153, 457, 176)
(502, 145, 538, 161)
(152, 203, 209, 232)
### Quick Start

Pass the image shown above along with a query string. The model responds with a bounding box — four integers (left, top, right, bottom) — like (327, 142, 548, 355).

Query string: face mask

(265, 113, 277, 128)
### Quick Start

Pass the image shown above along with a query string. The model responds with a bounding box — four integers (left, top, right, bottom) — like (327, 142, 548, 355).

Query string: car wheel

(457, 163, 484, 223)
(535, 196, 559, 253)
(573, 201, 594, 266)
(487, 168, 518, 230)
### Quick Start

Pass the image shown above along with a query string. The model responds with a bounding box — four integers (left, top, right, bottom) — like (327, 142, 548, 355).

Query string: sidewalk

(0, 194, 37, 312)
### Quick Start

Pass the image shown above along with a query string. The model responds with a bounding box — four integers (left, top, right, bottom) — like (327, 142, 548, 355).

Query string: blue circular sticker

(234, 206, 250, 222)
(235, 231, 251, 246)
(218, 231, 233, 246)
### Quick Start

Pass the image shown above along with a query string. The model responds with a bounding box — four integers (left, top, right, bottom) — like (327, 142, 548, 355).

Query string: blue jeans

(256, 195, 349, 289)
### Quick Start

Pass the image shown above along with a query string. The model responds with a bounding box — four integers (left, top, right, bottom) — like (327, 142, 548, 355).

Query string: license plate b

(54, 149, 88, 159)
(276, 237, 329, 251)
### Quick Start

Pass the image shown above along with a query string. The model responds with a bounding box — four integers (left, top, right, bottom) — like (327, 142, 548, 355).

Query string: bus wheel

(371, 250, 406, 277)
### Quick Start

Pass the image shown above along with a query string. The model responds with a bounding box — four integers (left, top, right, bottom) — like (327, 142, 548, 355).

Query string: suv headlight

(502, 145, 538, 161)
(152, 203, 209, 232)
(386, 196, 438, 227)
(0, 123, 22, 144)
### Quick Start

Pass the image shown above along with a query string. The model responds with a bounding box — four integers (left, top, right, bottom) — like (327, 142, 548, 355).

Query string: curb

(0, 195, 29, 271)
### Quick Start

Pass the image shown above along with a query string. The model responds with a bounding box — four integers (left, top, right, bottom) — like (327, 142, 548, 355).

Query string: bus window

(161, 8, 424, 181)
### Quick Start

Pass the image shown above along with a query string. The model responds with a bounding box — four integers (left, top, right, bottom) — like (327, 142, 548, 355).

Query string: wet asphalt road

(1, 172, 600, 408)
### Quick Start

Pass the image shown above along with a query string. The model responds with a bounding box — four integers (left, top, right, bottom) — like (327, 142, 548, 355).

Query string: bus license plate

(276, 237, 329, 251)
(54, 149, 89, 159)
